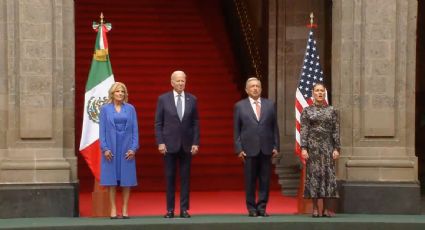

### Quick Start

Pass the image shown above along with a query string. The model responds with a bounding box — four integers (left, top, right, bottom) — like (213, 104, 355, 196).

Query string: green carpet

(1, 214, 425, 230)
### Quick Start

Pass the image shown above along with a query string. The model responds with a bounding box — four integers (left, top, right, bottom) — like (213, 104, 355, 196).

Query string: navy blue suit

(234, 97, 280, 212)
(155, 91, 200, 212)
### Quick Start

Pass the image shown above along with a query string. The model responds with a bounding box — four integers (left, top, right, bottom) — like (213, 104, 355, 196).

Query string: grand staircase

(75, 0, 279, 191)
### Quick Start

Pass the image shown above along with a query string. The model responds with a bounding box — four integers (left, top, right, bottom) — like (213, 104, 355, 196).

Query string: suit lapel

(168, 92, 180, 120)
(122, 103, 130, 130)
(107, 103, 116, 128)
(183, 94, 191, 121)
(244, 98, 258, 123)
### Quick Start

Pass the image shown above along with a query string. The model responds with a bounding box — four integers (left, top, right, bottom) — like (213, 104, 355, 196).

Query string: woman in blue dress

(99, 82, 139, 219)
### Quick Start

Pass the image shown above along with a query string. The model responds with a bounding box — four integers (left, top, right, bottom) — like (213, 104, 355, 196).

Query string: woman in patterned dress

(99, 82, 139, 219)
(300, 83, 340, 217)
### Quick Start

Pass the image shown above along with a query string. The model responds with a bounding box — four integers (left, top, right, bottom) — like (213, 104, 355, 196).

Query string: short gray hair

(171, 70, 187, 80)
(245, 77, 261, 89)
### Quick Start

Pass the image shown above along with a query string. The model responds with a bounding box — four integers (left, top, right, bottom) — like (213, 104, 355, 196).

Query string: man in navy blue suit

(155, 70, 200, 218)
(234, 77, 280, 217)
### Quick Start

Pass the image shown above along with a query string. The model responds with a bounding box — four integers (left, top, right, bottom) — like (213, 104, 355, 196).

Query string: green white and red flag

(79, 17, 114, 181)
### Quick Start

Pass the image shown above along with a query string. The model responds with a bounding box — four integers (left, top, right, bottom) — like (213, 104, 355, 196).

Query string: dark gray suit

(234, 97, 280, 213)
(155, 91, 200, 212)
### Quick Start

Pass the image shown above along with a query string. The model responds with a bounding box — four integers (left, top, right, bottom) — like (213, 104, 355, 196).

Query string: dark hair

(313, 82, 326, 91)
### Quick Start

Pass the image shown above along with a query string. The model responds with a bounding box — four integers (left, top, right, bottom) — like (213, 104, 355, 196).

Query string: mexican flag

(79, 19, 115, 181)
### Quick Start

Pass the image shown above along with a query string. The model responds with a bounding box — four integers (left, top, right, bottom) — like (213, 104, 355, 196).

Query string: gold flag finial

(310, 12, 314, 27)
(93, 12, 109, 62)
(100, 12, 104, 24)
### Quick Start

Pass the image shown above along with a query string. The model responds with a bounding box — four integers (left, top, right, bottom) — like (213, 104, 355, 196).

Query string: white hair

(245, 77, 261, 88)
(171, 70, 187, 80)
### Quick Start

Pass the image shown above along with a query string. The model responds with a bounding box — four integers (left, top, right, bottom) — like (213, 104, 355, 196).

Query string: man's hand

(191, 145, 199, 155)
(125, 150, 135, 160)
(104, 150, 113, 161)
(238, 151, 246, 163)
(301, 149, 309, 160)
(158, 144, 167, 155)
(272, 149, 279, 158)
(332, 150, 340, 160)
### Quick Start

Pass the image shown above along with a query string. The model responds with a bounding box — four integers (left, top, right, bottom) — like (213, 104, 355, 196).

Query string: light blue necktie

(177, 94, 183, 121)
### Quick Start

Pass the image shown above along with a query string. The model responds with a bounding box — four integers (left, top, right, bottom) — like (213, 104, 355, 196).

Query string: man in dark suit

(234, 77, 280, 217)
(155, 70, 200, 218)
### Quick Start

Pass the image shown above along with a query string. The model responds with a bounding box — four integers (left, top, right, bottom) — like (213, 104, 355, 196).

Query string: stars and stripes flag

(295, 29, 328, 164)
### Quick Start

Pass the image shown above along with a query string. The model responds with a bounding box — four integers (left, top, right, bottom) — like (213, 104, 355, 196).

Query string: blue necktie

(177, 94, 183, 121)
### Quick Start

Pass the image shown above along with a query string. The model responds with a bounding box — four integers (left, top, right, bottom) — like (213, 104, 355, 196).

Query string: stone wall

(332, 0, 419, 213)
(0, 0, 77, 218)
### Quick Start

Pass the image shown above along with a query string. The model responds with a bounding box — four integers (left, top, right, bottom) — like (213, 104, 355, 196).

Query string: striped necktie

(177, 94, 183, 121)
(255, 100, 261, 120)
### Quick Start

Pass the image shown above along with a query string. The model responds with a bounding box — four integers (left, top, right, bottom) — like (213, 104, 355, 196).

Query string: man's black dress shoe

(164, 211, 174, 218)
(110, 216, 119, 219)
(248, 211, 257, 217)
(122, 215, 130, 219)
(257, 211, 269, 217)
(180, 210, 191, 218)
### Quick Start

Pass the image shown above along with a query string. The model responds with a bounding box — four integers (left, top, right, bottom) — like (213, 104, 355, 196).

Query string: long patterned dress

(300, 103, 340, 198)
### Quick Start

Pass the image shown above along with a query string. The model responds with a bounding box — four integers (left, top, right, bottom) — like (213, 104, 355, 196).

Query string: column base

(0, 183, 79, 218)
(339, 181, 421, 214)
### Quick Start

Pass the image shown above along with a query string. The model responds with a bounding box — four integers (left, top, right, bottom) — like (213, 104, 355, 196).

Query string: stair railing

(233, 0, 263, 80)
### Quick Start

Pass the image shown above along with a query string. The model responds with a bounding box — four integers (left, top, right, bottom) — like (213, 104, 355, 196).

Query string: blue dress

(114, 111, 127, 183)
(99, 103, 139, 187)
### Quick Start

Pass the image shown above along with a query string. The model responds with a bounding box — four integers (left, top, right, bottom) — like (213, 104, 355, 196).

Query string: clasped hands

(301, 149, 340, 160)
(238, 149, 279, 163)
(104, 150, 135, 161)
(158, 144, 199, 155)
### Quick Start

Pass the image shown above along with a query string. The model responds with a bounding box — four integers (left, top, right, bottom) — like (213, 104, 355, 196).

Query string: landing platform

(79, 191, 297, 216)
(1, 214, 425, 230)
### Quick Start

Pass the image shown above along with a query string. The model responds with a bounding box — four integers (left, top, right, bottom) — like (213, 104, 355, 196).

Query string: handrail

(233, 0, 263, 79)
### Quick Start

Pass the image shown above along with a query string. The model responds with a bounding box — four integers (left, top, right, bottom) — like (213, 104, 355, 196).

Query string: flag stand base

(297, 167, 315, 214)
(91, 180, 110, 217)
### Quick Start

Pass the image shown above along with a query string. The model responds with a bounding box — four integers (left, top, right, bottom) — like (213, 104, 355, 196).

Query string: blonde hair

(108, 82, 128, 103)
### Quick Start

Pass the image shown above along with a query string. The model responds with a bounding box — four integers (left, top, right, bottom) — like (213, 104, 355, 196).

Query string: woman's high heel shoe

(322, 210, 334, 217)
(312, 209, 320, 218)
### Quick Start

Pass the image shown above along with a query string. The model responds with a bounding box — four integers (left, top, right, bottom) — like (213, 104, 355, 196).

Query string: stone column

(268, 0, 331, 196)
(0, 0, 77, 218)
(332, 0, 420, 214)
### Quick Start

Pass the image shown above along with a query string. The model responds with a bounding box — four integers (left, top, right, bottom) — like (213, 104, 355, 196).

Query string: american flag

(295, 29, 328, 164)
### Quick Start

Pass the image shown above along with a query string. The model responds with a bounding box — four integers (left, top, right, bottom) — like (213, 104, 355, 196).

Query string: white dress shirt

(248, 97, 261, 120)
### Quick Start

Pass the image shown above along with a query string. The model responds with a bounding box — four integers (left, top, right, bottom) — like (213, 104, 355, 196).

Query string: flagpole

(90, 12, 111, 218)
(297, 12, 316, 215)
(100, 12, 104, 25)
